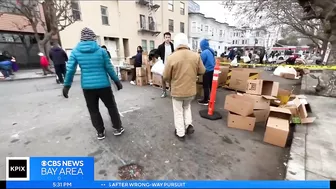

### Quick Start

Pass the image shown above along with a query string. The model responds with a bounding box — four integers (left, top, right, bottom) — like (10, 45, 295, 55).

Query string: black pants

(83, 87, 122, 133)
(54, 64, 66, 83)
(131, 65, 141, 81)
(202, 71, 214, 101)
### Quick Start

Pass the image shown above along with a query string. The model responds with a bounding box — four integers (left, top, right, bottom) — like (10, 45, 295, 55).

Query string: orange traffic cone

(199, 59, 222, 120)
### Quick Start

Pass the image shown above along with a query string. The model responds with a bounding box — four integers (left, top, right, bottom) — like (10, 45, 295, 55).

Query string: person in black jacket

(101, 45, 111, 59)
(49, 43, 68, 84)
(156, 32, 174, 98)
(130, 46, 143, 85)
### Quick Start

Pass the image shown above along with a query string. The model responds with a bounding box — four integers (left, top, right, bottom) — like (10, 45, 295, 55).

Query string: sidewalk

(285, 95, 336, 180)
(0, 68, 81, 81)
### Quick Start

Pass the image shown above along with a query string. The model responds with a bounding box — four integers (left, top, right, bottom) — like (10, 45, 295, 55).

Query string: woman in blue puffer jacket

(62, 27, 125, 140)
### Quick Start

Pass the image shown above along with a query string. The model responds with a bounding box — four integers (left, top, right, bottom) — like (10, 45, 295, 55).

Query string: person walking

(49, 42, 68, 84)
(156, 32, 174, 98)
(101, 45, 111, 59)
(198, 39, 215, 106)
(130, 46, 143, 85)
(62, 27, 124, 140)
(163, 33, 205, 141)
(38, 52, 54, 75)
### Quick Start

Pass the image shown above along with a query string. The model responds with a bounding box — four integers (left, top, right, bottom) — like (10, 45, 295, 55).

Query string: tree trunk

(312, 20, 336, 97)
(321, 40, 329, 60)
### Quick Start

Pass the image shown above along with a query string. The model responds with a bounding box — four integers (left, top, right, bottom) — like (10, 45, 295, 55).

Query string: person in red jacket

(38, 52, 54, 75)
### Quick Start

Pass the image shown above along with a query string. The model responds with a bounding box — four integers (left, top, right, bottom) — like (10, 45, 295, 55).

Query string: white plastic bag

(151, 59, 164, 76)
(231, 57, 238, 66)
(243, 56, 251, 63)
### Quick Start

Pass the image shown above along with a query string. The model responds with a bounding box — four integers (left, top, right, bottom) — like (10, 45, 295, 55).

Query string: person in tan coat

(163, 33, 206, 141)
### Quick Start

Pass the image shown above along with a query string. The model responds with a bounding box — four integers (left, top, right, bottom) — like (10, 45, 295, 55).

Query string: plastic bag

(151, 59, 164, 76)
(243, 56, 250, 63)
(231, 57, 238, 66)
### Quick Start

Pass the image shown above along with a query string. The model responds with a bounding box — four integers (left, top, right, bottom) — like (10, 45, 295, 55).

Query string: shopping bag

(230, 57, 238, 67)
(243, 56, 250, 63)
(151, 59, 164, 76)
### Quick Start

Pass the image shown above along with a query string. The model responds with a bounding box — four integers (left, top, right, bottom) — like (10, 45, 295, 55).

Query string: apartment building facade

(0, 3, 46, 68)
(188, 12, 231, 54)
(59, 0, 188, 63)
(231, 27, 267, 48)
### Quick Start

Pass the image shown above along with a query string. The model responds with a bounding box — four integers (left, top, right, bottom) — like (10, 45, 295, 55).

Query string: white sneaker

(130, 81, 136, 85)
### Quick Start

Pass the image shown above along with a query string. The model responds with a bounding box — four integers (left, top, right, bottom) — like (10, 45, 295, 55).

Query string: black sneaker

(97, 130, 106, 140)
(174, 130, 185, 141)
(113, 127, 125, 136)
(186, 125, 195, 135)
(198, 99, 209, 106)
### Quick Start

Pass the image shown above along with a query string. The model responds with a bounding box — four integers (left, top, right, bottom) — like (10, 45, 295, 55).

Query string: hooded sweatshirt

(200, 39, 215, 72)
(63, 41, 119, 89)
(49, 46, 68, 65)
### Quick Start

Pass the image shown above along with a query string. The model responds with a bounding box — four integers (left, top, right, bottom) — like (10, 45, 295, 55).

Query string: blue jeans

(0, 64, 11, 78)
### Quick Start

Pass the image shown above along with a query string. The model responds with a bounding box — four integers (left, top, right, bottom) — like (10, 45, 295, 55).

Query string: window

(168, 19, 174, 32)
(100, 6, 109, 25)
(168, 0, 173, 11)
(256, 32, 260, 37)
(219, 30, 223, 37)
(180, 22, 185, 33)
(142, 40, 147, 52)
(150, 40, 155, 50)
(232, 40, 235, 44)
(205, 25, 208, 32)
(242, 40, 244, 44)
(255, 39, 258, 44)
(191, 22, 196, 32)
(71, 0, 81, 21)
(200, 24, 203, 31)
(180, 2, 185, 15)
(148, 16, 155, 30)
(140, 14, 146, 29)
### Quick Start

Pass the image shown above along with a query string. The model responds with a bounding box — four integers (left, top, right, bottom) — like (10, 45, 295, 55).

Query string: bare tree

(222, 0, 336, 97)
(226, 0, 330, 57)
(0, 0, 75, 55)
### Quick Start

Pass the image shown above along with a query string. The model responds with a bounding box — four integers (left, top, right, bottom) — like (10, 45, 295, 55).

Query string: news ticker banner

(4, 180, 333, 189)
(6, 157, 94, 181)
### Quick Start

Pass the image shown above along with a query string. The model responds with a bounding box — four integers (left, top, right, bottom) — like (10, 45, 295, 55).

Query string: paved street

(0, 74, 294, 180)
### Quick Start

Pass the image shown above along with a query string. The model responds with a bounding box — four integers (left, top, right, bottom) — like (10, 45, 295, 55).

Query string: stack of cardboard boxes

(223, 77, 316, 148)
(135, 67, 147, 86)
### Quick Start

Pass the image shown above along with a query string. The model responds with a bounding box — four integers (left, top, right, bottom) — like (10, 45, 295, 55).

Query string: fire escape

(136, 0, 161, 36)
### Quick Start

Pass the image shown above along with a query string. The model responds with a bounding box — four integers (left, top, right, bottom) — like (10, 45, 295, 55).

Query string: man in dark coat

(49, 43, 68, 84)
(156, 32, 174, 98)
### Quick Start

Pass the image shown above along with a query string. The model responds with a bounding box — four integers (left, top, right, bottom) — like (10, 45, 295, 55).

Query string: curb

(0, 73, 81, 82)
(285, 125, 307, 180)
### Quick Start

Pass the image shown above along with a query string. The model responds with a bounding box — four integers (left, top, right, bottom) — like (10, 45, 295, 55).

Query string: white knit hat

(173, 33, 188, 50)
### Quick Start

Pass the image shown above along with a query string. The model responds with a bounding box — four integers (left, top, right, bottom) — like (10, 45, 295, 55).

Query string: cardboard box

(146, 64, 152, 83)
(152, 73, 162, 86)
(196, 84, 204, 97)
(254, 108, 270, 123)
(227, 112, 256, 131)
(224, 94, 254, 116)
(127, 57, 135, 65)
(136, 76, 147, 86)
(228, 68, 260, 92)
(246, 79, 279, 97)
(120, 70, 128, 81)
(218, 66, 230, 86)
(136, 67, 146, 77)
(243, 93, 271, 110)
(263, 106, 292, 147)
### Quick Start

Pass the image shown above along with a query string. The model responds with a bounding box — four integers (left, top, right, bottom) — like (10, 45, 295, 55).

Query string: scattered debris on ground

(118, 163, 144, 180)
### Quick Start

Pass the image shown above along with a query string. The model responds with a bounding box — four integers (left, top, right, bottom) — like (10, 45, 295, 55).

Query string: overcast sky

(195, 1, 236, 26)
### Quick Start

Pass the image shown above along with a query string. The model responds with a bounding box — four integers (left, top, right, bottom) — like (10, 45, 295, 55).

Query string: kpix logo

(6, 157, 30, 181)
